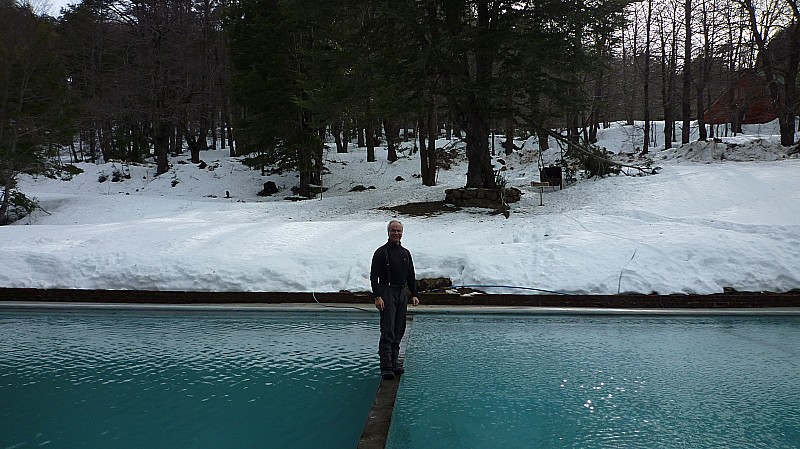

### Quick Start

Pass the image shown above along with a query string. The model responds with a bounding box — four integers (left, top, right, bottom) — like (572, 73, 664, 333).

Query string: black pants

(378, 286, 408, 370)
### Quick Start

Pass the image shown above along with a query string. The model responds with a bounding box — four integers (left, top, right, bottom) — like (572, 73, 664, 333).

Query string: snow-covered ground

(2, 120, 799, 296)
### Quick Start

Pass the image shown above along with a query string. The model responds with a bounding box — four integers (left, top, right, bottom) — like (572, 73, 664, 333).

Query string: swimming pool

(4, 306, 799, 449)
(0, 308, 378, 449)
(388, 314, 800, 449)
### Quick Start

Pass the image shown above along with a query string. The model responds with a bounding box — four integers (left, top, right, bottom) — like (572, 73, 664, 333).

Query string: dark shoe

(392, 365, 405, 376)
(381, 370, 395, 380)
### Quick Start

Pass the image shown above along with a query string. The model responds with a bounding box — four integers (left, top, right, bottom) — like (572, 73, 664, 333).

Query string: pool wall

(1, 287, 799, 308)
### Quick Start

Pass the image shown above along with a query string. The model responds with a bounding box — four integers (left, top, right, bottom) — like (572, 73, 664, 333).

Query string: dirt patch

(382, 200, 512, 217)
(381, 201, 462, 216)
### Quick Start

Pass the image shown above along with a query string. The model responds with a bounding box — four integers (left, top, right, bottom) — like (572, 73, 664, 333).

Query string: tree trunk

(220, 106, 227, 151)
(312, 145, 323, 186)
(384, 118, 398, 162)
(210, 113, 218, 151)
(780, 75, 797, 145)
(659, 13, 676, 150)
(130, 124, 140, 162)
(443, 0, 496, 189)
(504, 120, 514, 155)
(299, 148, 312, 198)
(588, 109, 599, 144)
(622, 28, 635, 126)
(0, 178, 13, 225)
(332, 120, 346, 153)
(537, 126, 550, 151)
(779, 31, 798, 145)
(419, 106, 437, 186)
(696, 82, 707, 141)
(568, 115, 580, 156)
(186, 133, 201, 163)
(89, 126, 97, 163)
(227, 120, 234, 156)
(419, 115, 429, 179)
(99, 126, 112, 162)
(357, 121, 365, 147)
(463, 110, 495, 189)
(343, 119, 351, 150)
(365, 122, 375, 162)
(697, 1, 710, 142)
(681, 0, 692, 144)
(643, 2, 655, 152)
(188, 138, 202, 163)
(742, 1, 798, 145)
(154, 121, 170, 176)
(426, 108, 436, 186)
(173, 126, 182, 155)
(297, 117, 315, 198)
(663, 110, 673, 150)
(70, 142, 79, 163)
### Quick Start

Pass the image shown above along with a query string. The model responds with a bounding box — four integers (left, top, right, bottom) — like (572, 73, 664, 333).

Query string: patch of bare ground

(380, 201, 462, 216)
(382, 200, 513, 217)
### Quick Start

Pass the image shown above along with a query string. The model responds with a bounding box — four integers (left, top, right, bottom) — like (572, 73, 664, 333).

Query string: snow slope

(3, 120, 799, 295)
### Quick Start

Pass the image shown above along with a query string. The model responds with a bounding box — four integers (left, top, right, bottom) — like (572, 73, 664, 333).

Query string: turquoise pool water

(388, 314, 800, 449)
(0, 309, 378, 449)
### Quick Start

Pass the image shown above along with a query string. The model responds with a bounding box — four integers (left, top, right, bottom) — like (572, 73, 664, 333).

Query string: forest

(1, 0, 799, 224)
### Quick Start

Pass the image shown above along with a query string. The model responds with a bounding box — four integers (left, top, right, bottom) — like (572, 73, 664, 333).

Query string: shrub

(0, 190, 40, 224)
(572, 145, 621, 178)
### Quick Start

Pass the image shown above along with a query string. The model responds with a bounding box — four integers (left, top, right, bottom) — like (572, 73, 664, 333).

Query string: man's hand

(411, 296, 419, 306)
(375, 297, 385, 311)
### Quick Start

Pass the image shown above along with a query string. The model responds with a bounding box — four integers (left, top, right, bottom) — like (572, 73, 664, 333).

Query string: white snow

(2, 120, 799, 296)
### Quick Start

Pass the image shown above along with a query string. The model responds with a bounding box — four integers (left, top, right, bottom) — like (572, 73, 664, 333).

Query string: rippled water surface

(388, 315, 800, 449)
(0, 309, 378, 449)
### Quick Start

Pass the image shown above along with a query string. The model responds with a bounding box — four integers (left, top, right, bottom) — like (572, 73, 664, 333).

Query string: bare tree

(643, 0, 653, 154)
(739, 0, 799, 145)
(692, 0, 728, 141)
(658, 0, 680, 149)
(682, 0, 693, 144)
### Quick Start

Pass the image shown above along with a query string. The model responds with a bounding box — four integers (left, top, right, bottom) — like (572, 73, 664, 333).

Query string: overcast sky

(35, 0, 75, 17)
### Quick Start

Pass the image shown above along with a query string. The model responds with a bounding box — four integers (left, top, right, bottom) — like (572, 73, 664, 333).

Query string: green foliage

(9, 190, 37, 215)
(63, 164, 84, 177)
(571, 145, 622, 178)
(241, 143, 298, 175)
(111, 166, 129, 182)
(228, 0, 308, 157)
(96, 165, 130, 183)
(0, 189, 39, 224)
(1, 2, 76, 224)
(227, 0, 300, 150)
(227, 0, 332, 196)
(220, 0, 633, 190)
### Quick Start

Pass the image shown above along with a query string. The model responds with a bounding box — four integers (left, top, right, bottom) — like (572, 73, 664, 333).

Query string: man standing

(370, 220, 420, 380)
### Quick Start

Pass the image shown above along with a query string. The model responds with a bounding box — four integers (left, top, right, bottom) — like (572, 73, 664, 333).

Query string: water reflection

(389, 315, 800, 449)
(0, 310, 378, 449)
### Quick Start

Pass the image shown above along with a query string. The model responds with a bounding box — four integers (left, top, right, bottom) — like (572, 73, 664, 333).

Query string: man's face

(388, 223, 403, 244)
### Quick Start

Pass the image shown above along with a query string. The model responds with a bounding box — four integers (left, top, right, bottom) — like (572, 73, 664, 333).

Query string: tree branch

(528, 120, 660, 176)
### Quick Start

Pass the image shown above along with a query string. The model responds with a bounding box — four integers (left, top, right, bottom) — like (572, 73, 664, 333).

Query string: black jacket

(370, 241, 418, 299)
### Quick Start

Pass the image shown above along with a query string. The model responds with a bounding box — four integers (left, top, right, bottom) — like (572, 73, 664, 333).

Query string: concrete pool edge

(1, 287, 799, 308)
(357, 317, 412, 449)
(3, 301, 800, 316)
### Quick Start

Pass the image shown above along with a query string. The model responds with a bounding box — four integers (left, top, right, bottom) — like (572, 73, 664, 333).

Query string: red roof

(703, 70, 778, 124)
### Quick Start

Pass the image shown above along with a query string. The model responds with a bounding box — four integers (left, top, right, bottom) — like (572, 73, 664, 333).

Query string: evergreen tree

(227, 0, 324, 197)
(1, 1, 75, 224)
(354, 0, 630, 189)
